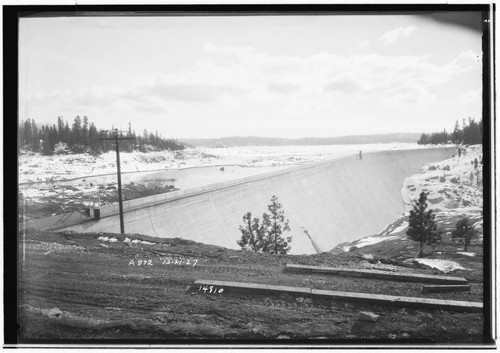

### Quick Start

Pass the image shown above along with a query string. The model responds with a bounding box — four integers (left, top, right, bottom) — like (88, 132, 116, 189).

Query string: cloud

(452, 89, 481, 105)
(357, 40, 370, 49)
(380, 25, 417, 45)
(145, 83, 246, 103)
(321, 51, 479, 106)
(324, 77, 360, 94)
(25, 43, 480, 128)
(268, 82, 301, 95)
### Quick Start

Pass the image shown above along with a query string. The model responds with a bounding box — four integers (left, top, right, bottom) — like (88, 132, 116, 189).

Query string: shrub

(452, 218, 477, 252)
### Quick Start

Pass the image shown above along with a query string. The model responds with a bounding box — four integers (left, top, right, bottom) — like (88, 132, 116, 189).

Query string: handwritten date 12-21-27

(128, 257, 198, 266)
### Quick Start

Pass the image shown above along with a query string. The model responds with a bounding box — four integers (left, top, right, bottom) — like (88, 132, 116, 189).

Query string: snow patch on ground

(343, 234, 403, 251)
(409, 258, 470, 273)
(456, 252, 476, 257)
(401, 144, 483, 241)
(389, 221, 408, 234)
(401, 145, 483, 213)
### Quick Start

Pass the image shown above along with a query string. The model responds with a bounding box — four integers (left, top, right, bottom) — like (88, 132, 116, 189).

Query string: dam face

(64, 147, 454, 254)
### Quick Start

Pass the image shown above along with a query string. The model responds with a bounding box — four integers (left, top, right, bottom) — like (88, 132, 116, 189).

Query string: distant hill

(181, 133, 422, 147)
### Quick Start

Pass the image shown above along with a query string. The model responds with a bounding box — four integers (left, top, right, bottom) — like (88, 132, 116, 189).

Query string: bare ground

(18, 227, 486, 344)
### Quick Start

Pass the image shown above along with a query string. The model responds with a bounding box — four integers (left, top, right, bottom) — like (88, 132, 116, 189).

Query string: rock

(428, 196, 444, 204)
(443, 165, 450, 170)
(428, 165, 438, 170)
(358, 311, 379, 322)
(362, 254, 374, 260)
(277, 334, 290, 339)
(447, 200, 460, 209)
(46, 307, 63, 318)
(450, 177, 459, 184)
(401, 332, 410, 338)
(439, 177, 446, 182)
(349, 246, 358, 252)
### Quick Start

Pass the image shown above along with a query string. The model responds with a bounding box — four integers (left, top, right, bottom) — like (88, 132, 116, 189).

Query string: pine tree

(72, 115, 83, 146)
(452, 120, 461, 144)
(406, 192, 441, 257)
(57, 116, 65, 136)
(237, 212, 268, 252)
(23, 119, 32, 147)
(417, 133, 428, 145)
(452, 218, 476, 252)
(64, 121, 71, 145)
(237, 195, 292, 254)
(88, 122, 99, 154)
(82, 116, 89, 146)
(265, 195, 292, 254)
(31, 119, 40, 152)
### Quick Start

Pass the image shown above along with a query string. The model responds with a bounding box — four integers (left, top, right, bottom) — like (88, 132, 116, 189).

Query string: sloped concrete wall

(65, 147, 454, 254)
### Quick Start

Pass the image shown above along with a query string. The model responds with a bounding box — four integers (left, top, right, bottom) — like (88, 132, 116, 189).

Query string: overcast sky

(19, 12, 483, 139)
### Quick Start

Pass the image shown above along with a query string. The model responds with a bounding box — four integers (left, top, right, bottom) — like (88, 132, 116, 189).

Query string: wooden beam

(422, 285, 471, 293)
(284, 264, 468, 285)
(193, 279, 311, 296)
(192, 279, 482, 313)
(311, 289, 481, 313)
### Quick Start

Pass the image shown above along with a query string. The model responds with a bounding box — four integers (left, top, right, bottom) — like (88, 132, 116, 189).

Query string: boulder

(428, 196, 444, 204)
(358, 311, 379, 322)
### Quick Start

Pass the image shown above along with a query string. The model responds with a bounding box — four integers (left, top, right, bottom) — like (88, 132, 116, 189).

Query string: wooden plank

(284, 264, 468, 285)
(422, 285, 471, 293)
(311, 289, 482, 313)
(192, 279, 482, 313)
(193, 280, 311, 296)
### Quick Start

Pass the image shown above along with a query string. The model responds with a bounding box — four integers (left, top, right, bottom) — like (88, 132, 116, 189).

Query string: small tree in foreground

(237, 212, 267, 252)
(452, 218, 477, 252)
(406, 192, 441, 257)
(265, 195, 291, 254)
(237, 195, 292, 254)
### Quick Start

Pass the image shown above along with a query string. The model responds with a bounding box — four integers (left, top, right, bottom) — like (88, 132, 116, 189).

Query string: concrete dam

(61, 147, 454, 255)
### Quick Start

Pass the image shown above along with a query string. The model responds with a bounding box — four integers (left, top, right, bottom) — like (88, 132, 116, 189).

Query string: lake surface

(19, 143, 424, 191)
(18, 164, 294, 191)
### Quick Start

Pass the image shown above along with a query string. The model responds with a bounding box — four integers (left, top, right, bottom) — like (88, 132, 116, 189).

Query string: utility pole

(98, 128, 135, 234)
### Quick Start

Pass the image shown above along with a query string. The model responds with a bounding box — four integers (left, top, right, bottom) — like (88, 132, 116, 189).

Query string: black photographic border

(3, 3, 495, 348)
